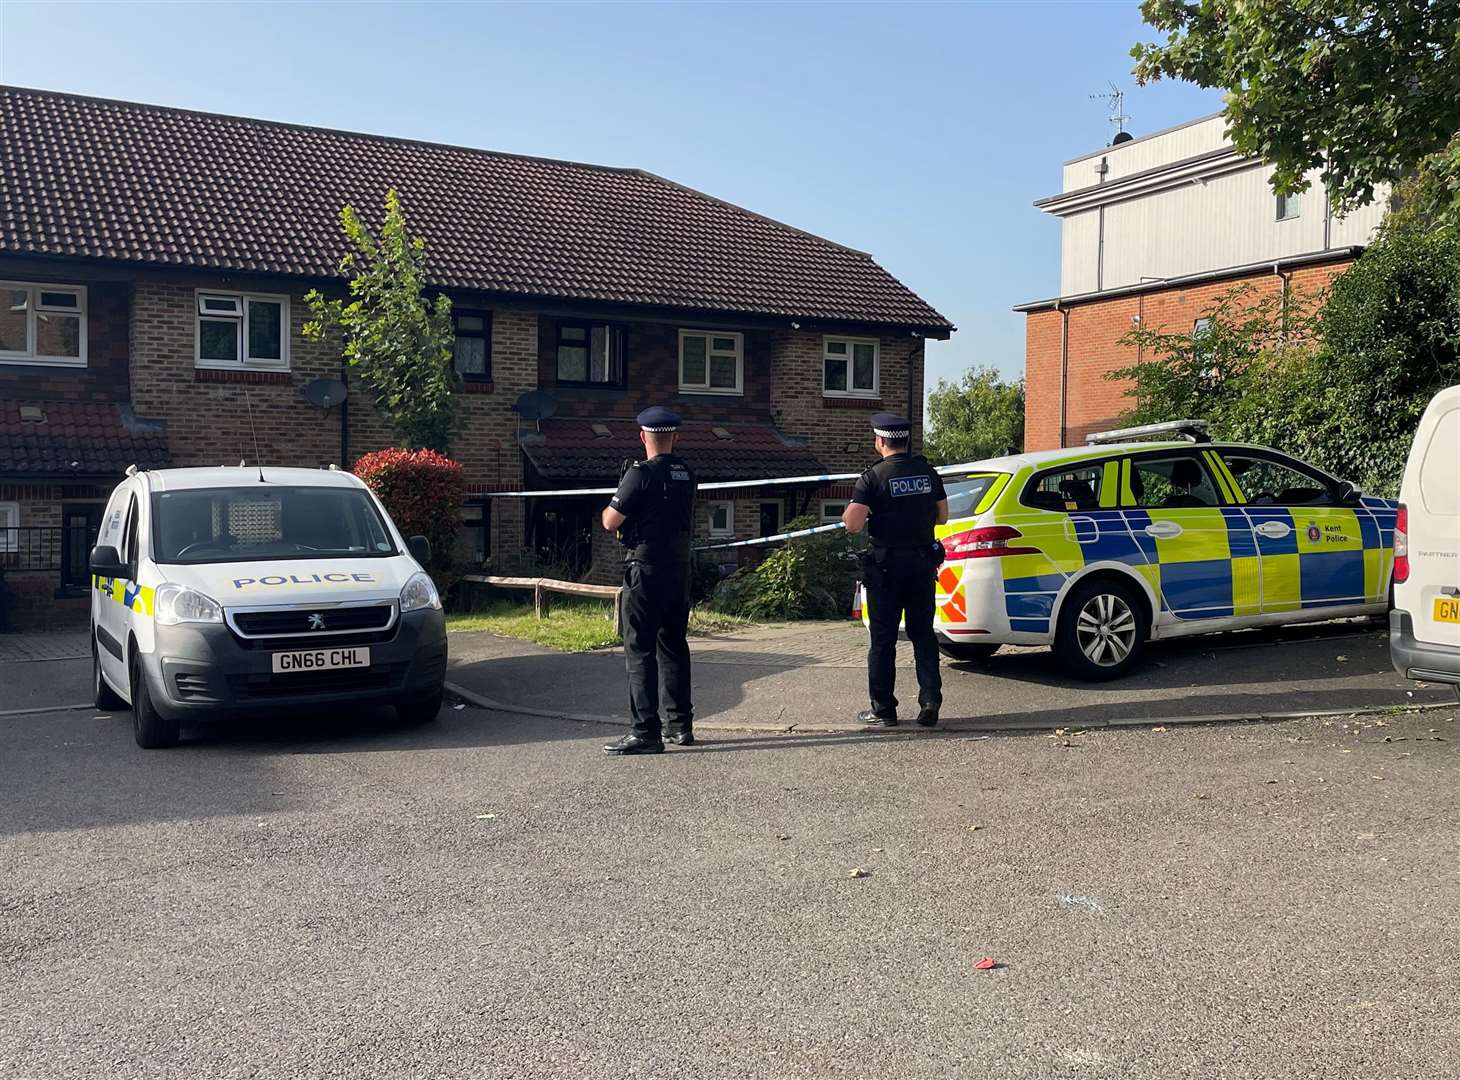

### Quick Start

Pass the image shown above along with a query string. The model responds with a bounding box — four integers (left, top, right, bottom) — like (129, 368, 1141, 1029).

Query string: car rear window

(945, 473, 1006, 519)
(1419, 406, 1460, 516)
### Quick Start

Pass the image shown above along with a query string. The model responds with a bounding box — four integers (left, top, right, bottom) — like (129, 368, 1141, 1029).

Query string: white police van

(90, 465, 448, 748)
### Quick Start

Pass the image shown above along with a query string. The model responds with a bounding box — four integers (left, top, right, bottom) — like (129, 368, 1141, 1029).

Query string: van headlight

(154, 583, 223, 626)
(400, 571, 442, 613)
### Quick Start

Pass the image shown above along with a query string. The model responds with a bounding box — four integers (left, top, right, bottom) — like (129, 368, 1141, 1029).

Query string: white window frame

(820, 500, 849, 525)
(194, 289, 290, 370)
(0, 502, 17, 554)
(707, 501, 735, 538)
(678, 330, 744, 395)
(822, 335, 879, 398)
(0, 281, 88, 367)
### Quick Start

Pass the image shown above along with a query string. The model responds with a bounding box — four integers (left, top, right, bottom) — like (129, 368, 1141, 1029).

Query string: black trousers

(621, 559, 693, 741)
(864, 547, 942, 717)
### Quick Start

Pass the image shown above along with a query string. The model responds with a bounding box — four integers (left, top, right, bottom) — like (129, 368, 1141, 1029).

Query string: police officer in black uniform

(843, 412, 949, 728)
(600, 407, 698, 755)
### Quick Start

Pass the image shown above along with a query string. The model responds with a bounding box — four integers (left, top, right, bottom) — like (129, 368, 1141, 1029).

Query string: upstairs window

(453, 311, 492, 381)
(196, 291, 287, 369)
(0, 282, 87, 366)
(823, 336, 878, 397)
(679, 330, 743, 395)
(557, 322, 625, 386)
(1276, 192, 1300, 221)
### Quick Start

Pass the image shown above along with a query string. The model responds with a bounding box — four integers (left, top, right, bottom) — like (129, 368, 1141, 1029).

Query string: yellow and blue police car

(861, 421, 1397, 680)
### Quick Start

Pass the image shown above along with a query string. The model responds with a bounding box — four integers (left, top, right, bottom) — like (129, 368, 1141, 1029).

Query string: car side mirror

(1336, 480, 1364, 505)
(407, 535, 432, 565)
(89, 545, 127, 578)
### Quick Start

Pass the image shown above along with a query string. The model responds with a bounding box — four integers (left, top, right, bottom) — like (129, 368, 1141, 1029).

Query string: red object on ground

(974, 957, 996, 970)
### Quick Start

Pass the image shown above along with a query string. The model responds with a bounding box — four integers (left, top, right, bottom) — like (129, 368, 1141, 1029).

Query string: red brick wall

(0, 267, 131, 403)
(1023, 262, 1351, 450)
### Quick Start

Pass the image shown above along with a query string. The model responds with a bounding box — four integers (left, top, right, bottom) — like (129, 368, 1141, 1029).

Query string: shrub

(354, 448, 465, 581)
(708, 516, 861, 620)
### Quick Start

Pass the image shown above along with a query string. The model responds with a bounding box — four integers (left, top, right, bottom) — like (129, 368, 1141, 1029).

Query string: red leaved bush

(354, 448, 465, 573)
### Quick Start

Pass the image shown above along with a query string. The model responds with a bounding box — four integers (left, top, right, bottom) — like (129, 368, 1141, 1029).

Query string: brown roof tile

(0, 399, 170, 477)
(0, 86, 953, 333)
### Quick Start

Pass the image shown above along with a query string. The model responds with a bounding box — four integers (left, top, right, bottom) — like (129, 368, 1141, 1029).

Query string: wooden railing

(459, 574, 623, 624)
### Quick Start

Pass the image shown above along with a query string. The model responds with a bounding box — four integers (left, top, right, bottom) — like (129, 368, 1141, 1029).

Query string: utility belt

(624, 538, 692, 565)
(862, 539, 946, 586)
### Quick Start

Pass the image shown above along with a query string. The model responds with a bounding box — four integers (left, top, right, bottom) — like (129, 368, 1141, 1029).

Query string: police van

(860, 421, 1396, 680)
(90, 465, 449, 747)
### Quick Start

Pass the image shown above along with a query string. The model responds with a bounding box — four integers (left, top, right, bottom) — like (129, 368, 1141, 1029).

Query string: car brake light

(943, 525, 1038, 560)
(1393, 503, 1409, 584)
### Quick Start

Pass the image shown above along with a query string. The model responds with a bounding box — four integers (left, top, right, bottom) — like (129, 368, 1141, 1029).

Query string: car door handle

(1255, 521, 1292, 539)
(1144, 521, 1183, 539)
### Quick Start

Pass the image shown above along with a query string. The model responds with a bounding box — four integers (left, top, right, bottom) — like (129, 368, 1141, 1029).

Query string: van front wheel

(130, 651, 179, 749)
(1054, 577, 1148, 682)
(397, 689, 443, 726)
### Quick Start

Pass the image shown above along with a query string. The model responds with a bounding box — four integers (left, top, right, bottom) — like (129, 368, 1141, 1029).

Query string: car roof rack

(1085, 419, 1211, 446)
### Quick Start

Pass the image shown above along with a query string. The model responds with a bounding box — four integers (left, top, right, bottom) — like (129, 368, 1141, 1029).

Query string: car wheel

(397, 689, 443, 726)
(130, 650, 179, 749)
(937, 641, 999, 662)
(93, 635, 126, 710)
(1054, 577, 1149, 682)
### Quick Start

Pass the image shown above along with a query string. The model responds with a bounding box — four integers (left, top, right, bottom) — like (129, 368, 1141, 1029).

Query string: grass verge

(446, 599, 749, 653)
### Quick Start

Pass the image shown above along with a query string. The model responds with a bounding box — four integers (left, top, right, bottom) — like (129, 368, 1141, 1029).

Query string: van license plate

(271, 647, 370, 674)
(1436, 597, 1460, 624)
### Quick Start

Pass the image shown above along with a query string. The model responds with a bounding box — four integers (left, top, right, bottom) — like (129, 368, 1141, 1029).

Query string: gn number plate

(1435, 597, 1460, 624)
(271, 647, 370, 674)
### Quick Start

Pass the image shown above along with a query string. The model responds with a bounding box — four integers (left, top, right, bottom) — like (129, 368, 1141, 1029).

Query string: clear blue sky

(0, 0, 1219, 391)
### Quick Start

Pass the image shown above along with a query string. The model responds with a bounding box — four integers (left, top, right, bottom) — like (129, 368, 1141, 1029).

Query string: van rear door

(1405, 389, 1460, 649)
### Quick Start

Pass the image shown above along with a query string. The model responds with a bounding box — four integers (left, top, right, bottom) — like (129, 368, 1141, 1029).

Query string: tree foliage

(1132, 0, 1460, 219)
(304, 190, 458, 452)
(353, 447, 466, 583)
(924, 366, 1025, 465)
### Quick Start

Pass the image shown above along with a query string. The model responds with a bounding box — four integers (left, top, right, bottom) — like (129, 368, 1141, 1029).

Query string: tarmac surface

(4, 624, 1459, 1078)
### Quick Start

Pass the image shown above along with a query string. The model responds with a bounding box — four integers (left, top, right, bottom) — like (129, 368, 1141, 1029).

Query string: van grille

(231, 605, 394, 638)
(226, 662, 408, 699)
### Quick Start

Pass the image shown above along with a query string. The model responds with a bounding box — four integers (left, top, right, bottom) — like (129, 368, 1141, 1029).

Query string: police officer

(600, 407, 698, 755)
(842, 412, 949, 728)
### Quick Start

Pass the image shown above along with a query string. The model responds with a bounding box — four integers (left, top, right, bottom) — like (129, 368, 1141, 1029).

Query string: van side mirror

(89, 545, 126, 578)
(1336, 480, 1364, 505)
(407, 535, 432, 565)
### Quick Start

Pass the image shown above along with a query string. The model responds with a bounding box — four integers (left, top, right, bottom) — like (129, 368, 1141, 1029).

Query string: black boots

(603, 734, 664, 755)
(857, 709, 898, 728)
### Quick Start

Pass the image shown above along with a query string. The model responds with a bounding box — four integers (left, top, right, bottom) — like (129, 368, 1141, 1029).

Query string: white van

(90, 465, 448, 748)
(1391, 385, 1460, 686)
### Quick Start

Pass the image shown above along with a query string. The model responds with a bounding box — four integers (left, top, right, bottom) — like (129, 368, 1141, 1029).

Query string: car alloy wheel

(1074, 592, 1138, 667)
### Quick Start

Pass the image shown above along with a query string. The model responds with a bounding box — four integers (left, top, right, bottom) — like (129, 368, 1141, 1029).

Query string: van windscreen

(151, 486, 396, 564)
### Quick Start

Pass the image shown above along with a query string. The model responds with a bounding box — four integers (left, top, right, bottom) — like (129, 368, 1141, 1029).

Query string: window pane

(560, 326, 587, 342)
(826, 340, 847, 355)
(1223, 455, 1332, 506)
(709, 354, 737, 388)
(824, 357, 848, 392)
(457, 315, 484, 333)
(852, 343, 875, 389)
(35, 312, 81, 358)
(1130, 456, 1220, 508)
(455, 336, 487, 375)
(247, 301, 283, 361)
(200, 319, 238, 363)
(1035, 466, 1103, 510)
(590, 326, 611, 382)
(681, 334, 706, 384)
(558, 345, 588, 382)
(199, 294, 241, 315)
(711, 336, 737, 352)
(0, 289, 27, 353)
(38, 291, 79, 309)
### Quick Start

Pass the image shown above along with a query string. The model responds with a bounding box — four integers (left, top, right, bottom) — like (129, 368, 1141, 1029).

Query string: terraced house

(0, 86, 951, 627)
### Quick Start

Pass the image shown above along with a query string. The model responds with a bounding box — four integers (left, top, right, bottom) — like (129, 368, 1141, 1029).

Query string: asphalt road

(4, 694, 1459, 1079)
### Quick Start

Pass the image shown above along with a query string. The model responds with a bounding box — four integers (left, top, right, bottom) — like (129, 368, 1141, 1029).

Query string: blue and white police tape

(694, 520, 847, 551)
(489, 461, 983, 500)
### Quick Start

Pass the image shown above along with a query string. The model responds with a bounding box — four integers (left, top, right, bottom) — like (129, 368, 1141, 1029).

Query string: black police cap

(870, 412, 911, 439)
(637, 406, 683, 433)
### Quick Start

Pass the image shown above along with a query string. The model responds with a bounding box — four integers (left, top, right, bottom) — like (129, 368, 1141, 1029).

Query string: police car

(89, 465, 449, 747)
(861, 421, 1397, 680)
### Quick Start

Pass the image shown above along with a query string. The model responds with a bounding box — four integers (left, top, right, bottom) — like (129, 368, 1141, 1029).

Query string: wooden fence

(459, 574, 623, 624)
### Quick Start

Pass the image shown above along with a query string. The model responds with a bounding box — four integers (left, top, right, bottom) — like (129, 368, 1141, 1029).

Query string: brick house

(1016, 113, 1387, 450)
(0, 86, 951, 627)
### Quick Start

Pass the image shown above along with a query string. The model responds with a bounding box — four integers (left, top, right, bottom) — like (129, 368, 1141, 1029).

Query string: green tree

(304, 189, 458, 452)
(1132, 0, 1460, 219)
(924, 366, 1025, 465)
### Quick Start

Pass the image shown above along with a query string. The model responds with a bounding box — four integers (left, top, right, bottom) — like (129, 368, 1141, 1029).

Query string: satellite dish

(302, 377, 347, 409)
(513, 390, 558, 422)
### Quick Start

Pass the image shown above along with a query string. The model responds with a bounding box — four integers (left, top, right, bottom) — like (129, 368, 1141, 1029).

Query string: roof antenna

(1090, 82, 1133, 145)
(245, 391, 266, 483)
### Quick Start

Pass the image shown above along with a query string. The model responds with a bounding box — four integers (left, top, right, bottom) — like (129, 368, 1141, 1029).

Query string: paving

(0, 630, 90, 665)
(3, 693, 1459, 1079)
(446, 618, 1457, 732)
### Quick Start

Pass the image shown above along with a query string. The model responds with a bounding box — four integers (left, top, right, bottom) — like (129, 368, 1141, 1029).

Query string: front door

(61, 503, 104, 591)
